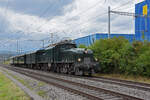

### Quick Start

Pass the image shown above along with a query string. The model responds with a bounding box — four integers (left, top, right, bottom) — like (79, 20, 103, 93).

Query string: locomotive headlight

(85, 50, 88, 54)
(95, 58, 98, 61)
(78, 58, 81, 62)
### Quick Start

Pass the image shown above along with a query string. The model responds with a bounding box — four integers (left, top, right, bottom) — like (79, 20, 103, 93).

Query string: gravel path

(0, 66, 88, 100)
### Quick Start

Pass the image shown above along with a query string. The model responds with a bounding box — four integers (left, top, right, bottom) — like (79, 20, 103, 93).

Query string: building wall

(135, 0, 150, 41)
(74, 33, 134, 46)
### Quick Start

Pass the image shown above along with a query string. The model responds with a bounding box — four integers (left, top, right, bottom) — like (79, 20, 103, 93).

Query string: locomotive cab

(64, 47, 99, 75)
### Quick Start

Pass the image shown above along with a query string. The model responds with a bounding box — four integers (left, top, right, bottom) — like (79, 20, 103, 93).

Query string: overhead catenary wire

(0, 0, 10, 33)
(38, 0, 53, 18)
(75, 6, 138, 38)
(26, 0, 53, 33)
(27, 0, 130, 37)
(111, 0, 134, 10)
(46, 10, 108, 39)
(2, 0, 138, 52)
(36, 0, 134, 36)
(36, 0, 107, 31)
(69, 12, 108, 34)
(38, 7, 108, 36)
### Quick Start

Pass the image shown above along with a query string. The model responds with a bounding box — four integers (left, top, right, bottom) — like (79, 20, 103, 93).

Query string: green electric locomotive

(11, 40, 99, 76)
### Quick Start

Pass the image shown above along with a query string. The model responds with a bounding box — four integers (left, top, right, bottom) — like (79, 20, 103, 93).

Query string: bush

(89, 37, 150, 77)
(78, 44, 87, 48)
(89, 37, 129, 73)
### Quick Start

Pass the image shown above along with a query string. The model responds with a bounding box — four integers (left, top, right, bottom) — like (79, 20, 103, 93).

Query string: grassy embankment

(2, 68, 47, 97)
(94, 73, 150, 84)
(3, 60, 10, 65)
(0, 71, 30, 100)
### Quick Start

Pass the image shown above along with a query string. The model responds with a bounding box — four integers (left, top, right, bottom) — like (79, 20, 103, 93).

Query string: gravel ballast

(24, 68, 150, 100)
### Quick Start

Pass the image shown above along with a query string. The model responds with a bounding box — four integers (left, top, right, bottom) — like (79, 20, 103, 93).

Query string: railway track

(46, 69, 150, 92)
(2, 65, 144, 100)
(28, 68, 150, 93)
(88, 76, 150, 92)
(43, 71, 150, 92)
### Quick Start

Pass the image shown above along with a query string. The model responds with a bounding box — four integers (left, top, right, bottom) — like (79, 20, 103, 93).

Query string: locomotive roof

(11, 54, 26, 58)
(65, 48, 93, 54)
(10, 40, 76, 58)
(46, 40, 76, 48)
(11, 50, 38, 58)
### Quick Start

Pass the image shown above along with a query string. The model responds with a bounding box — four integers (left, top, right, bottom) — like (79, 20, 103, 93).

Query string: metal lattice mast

(108, 6, 111, 39)
(109, 10, 149, 34)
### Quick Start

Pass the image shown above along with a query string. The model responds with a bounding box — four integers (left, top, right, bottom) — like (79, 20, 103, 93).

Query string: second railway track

(2, 65, 144, 100)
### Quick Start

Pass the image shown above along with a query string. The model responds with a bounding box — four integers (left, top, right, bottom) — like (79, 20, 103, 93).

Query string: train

(10, 40, 99, 76)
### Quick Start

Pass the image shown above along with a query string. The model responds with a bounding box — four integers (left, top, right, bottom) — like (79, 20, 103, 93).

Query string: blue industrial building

(74, 33, 134, 46)
(135, 0, 150, 41)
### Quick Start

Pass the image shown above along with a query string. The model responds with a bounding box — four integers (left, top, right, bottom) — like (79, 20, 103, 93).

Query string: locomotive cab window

(59, 44, 76, 50)
(64, 44, 76, 49)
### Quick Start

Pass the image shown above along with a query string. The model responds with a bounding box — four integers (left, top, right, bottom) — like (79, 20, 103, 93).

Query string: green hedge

(79, 37, 150, 77)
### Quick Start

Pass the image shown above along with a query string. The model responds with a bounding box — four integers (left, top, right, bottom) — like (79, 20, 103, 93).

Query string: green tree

(89, 37, 130, 73)
(78, 44, 87, 48)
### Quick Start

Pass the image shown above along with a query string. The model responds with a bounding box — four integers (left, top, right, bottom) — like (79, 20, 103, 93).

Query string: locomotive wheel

(88, 72, 92, 76)
(56, 67, 60, 73)
(68, 68, 73, 75)
(60, 67, 63, 73)
(75, 68, 83, 76)
(75, 68, 78, 75)
(88, 69, 94, 76)
(65, 67, 68, 74)
(68, 65, 74, 75)
(75, 68, 81, 75)
(62, 65, 68, 74)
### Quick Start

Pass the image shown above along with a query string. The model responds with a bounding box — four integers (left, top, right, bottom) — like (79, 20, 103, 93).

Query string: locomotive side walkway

(0, 66, 44, 100)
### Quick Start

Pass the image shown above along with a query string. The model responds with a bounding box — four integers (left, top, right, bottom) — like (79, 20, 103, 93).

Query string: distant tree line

(79, 37, 150, 77)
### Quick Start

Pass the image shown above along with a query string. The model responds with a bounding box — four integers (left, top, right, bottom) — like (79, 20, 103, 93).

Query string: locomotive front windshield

(61, 44, 76, 49)
(66, 44, 76, 49)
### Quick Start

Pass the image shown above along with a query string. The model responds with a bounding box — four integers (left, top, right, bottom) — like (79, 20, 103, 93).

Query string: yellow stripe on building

(143, 5, 148, 16)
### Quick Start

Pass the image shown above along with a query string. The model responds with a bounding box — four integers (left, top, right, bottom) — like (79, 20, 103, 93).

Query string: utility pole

(17, 40, 19, 54)
(41, 40, 44, 48)
(109, 10, 150, 40)
(28, 39, 45, 48)
(50, 33, 53, 44)
(108, 6, 111, 39)
(145, 15, 147, 32)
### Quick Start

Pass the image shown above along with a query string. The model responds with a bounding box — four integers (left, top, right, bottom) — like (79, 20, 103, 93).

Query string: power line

(48, 9, 108, 35)
(36, 0, 107, 31)
(0, 0, 10, 33)
(67, 10, 108, 28)
(38, 0, 53, 18)
(36, 0, 133, 35)
(26, 0, 53, 32)
(110, 10, 150, 17)
(70, 0, 107, 18)
(111, 0, 134, 10)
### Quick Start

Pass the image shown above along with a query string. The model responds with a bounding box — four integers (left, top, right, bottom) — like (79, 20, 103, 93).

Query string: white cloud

(135, 0, 145, 4)
(0, 0, 139, 50)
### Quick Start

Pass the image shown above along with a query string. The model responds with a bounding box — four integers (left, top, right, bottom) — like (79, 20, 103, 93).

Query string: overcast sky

(0, 0, 144, 52)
